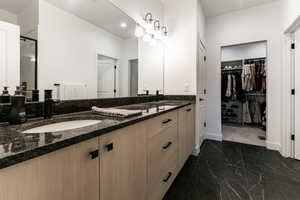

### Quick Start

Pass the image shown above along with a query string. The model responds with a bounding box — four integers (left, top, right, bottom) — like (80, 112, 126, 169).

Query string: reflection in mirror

(0, 0, 165, 102)
(20, 36, 38, 95)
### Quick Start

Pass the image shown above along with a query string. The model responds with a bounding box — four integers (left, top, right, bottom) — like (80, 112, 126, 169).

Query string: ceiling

(200, 0, 279, 17)
(0, 0, 136, 39)
(44, 0, 136, 39)
(0, 0, 35, 14)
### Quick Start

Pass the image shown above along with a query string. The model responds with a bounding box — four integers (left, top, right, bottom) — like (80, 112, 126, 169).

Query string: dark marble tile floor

(164, 140, 300, 200)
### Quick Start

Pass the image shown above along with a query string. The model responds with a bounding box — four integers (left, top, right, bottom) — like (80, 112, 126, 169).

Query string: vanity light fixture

(135, 24, 144, 37)
(154, 20, 161, 31)
(161, 26, 168, 37)
(144, 12, 154, 25)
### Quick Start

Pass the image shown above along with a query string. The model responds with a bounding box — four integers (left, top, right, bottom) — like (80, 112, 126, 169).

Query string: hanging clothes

(225, 74, 232, 98)
(243, 101, 252, 124)
(221, 73, 228, 101)
(222, 58, 267, 127)
(232, 75, 237, 100)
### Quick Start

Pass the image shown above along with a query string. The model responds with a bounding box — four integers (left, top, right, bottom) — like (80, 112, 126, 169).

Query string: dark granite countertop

(0, 100, 192, 169)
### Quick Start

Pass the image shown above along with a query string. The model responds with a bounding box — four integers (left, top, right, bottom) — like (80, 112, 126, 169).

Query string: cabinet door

(99, 123, 147, 200)
(178, 105, 195, 168)
(0, 138, 99, 200)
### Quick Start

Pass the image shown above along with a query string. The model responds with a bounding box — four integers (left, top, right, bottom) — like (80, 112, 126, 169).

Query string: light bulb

(135, 25, 144, 38)
(143, 34, 151, 42)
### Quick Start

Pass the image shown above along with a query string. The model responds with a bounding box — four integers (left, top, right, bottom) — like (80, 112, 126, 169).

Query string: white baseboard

(192, 145, 201, 156)
(205, 132, 223, 141)
(192, 135, 205, 156)
(266, 141, 281, 152)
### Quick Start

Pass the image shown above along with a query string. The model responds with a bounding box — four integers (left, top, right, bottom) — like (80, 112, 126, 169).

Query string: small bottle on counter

(8, 86, 27, 124)
(0, 86, 11, 104)
(32, 90, 39, 102)
(44, 89, 53, 119)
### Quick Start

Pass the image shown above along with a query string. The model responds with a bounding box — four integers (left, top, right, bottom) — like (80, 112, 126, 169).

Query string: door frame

(96, 53, 118, 98)
(219, 40, 268, 147)
(282, 15, 300, 158)
(128, 58, 139, 97)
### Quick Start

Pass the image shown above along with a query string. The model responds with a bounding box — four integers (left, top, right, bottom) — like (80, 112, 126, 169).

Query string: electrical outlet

(184, 83, 190, 92)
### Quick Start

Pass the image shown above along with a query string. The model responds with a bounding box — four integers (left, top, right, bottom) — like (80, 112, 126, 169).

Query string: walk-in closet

(221, 42, 267, 146)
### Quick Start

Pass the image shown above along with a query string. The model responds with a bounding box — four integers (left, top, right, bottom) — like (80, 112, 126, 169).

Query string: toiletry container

(44, 90, 53, 119)
(32, 90, 39, 102)
(8, 86, 27, 124)
(0, 87, 11, 103)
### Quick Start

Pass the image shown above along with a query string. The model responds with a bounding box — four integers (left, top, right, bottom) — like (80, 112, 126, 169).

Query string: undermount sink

(23, 120, 102, 134)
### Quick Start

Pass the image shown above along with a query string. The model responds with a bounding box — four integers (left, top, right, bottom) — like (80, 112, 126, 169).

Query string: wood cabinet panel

(178, 105, 195, 168)
(146, 110, 178, 139)
(0, 138, 99, 200)
(99, 123, 147, 200)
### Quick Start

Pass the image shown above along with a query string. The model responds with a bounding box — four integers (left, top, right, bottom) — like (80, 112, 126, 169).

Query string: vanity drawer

(146, 111, 178, 139)
(147, 124, 178, 193)
(147, 150, 178, 200)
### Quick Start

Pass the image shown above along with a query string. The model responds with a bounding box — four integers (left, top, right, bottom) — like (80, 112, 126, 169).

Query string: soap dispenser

(8, 86, 27, 124)
(0, 87, 11, 104)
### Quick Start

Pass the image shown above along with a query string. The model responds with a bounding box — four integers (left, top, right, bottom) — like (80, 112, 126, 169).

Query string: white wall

(221, 42, 267, 61)
(198, 0, 206, 44)
(0, 9, 18, 25)
(282, 0, 300, 31)
(163, 0, 198, 95)
(138, 39, 164, 94)
(110, 0, 164, 25)
(38, 0, 126, 99)
(206, 1, 283, 151)
(0, 21, 20, 94)
(119, 38, 138, 97)
(18, 0, 39, 38)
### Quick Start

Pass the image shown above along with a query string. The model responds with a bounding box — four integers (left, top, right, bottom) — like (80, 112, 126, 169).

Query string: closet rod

(244, 57, 266, 62)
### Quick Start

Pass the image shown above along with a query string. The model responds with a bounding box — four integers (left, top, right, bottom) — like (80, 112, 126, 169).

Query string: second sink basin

(23, 120, 102, 134)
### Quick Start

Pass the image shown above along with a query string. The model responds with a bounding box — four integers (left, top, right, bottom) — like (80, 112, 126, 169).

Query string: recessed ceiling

(0, 0, 35, 14)
(45, 0, 136, 39)
(200, 0, 279, 17)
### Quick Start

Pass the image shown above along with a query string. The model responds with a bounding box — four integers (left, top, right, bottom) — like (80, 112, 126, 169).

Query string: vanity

(0, 100, 195, 200)
(0, 0, 203, 199)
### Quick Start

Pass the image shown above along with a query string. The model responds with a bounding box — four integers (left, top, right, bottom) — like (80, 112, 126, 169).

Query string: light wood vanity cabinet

(0, 138, 100, 200)
(147, 110, 179, 200)
(178, 104, 195, 169)
(0, 104, 195, 200)
(99, 123, 147, 200)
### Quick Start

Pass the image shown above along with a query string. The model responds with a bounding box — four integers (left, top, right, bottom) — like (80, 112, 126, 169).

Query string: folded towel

(92, 106, 142, 118)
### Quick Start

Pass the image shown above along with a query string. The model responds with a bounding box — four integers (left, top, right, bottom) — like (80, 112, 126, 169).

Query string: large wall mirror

(0, 0, 164, 102)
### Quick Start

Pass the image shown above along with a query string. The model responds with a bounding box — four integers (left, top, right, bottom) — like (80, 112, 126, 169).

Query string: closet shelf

(245, 93, 266, 96)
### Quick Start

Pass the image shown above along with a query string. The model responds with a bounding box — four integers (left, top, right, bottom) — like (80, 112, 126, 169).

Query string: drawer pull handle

(162, 142, 173, 150)
(89, 150, 99, 159)
(186, 108, 192, 112)
(162, 119, 172, 124)
(163, 172, 173, 183)
(105, 143, 114, 151)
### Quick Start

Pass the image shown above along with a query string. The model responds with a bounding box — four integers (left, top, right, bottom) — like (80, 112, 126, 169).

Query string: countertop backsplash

(0, 95, 196, 123)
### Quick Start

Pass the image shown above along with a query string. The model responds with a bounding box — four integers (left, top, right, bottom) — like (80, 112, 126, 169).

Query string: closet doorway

(221, 41, 267, 147)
